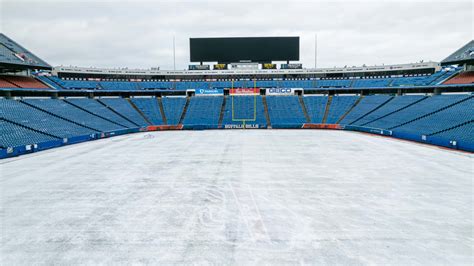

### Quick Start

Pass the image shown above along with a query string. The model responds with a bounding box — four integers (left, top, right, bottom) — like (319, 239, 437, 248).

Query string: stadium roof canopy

(0, 33, 52, 71)
(441, 40, 474, 66)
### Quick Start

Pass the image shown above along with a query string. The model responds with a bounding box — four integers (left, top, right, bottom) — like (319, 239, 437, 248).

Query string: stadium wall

(1, 128, 144, 159)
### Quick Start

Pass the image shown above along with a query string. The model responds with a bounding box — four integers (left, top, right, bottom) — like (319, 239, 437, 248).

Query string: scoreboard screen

(190, 37, 299, 63)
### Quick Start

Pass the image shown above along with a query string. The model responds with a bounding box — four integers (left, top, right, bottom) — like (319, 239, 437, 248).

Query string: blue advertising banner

(195, 88, 224, 95)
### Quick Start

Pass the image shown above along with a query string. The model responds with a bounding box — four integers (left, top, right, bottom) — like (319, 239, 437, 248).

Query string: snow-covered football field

(1, 130, 472, 264)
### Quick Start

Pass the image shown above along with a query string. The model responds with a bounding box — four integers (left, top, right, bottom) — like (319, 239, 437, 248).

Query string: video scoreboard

(190, 37, 299, 63)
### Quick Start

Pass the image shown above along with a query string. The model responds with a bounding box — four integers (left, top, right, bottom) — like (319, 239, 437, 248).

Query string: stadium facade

(0, 34, 473, 158)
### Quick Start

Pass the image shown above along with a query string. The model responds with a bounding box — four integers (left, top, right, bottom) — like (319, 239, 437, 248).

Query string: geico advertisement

(266, 88, 294, 95)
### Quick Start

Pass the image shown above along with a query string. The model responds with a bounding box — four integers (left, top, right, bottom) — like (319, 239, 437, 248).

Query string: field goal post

(231, 79, 258, 128)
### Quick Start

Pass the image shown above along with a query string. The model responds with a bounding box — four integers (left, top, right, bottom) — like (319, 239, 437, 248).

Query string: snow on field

(1, 130, 472, 264)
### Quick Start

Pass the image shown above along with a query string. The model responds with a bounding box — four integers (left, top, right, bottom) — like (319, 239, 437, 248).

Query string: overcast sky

(1, 0, 472, 70)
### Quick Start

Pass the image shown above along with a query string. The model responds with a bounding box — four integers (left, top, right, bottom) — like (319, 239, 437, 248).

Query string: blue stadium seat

(1, 99, 96, 137)
(303, 96, 328, 123)
(0, 119, 58, 148)
(23, 98, 124, 132)
(430, 122, 473, 147)
(130, 98, 164, 125)
(325, 96, 359, 124)
(66, 98, 138, 128)
(99, 98, 149, 127)
(100, 81, 139, 91)
(162, 97, 187, 125)
(266, 96, 306, 127)
(352, 95, 426, 126)
(365, 94, 471, 129)
(316, 79, 352, 88)
(340, 95, 393, 125)
(352, 78, 391, 88)
(222, 96, 267, 128)
(182, 96, 223, 127)
(392, 97, 473, 136)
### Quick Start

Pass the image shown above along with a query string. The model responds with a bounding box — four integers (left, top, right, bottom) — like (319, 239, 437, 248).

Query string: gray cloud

(1, 0, 472, 70)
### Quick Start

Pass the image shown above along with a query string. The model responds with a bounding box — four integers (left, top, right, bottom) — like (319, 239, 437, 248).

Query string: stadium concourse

(1, 130, 472, 264)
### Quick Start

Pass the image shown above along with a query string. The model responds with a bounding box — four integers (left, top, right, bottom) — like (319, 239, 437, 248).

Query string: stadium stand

(316, 79, 352, 87)
(1, 93, 473, 156)
(430, 121, 473, 145)
(266, 96, 306, 128)
(35, 66, 466, 91)
(65, 98, 138, 128)
(162, 97, 187, 125)
(303, 96, 328, 123)
(325, 96, 359, 124)
(43, 76, 98, 90)
(100, 81, 139, 91)
(222, 95, 267, 127)
(352, 78, 391, 88)
(182, 96, 223, 128)
(353, 95, 427, 126)
(392, 97, 473, 136)
(0, 75, 49, 89)
(443, 71, 474, 85)
(98, 98, 149, 127)
(22, 98, 125, 132)
(0, 119, 58, 149)
(140, 81, 173, 90)
(340, 95, 393, 125)
(1, 99, 95, 138)
(364, 94, 471, 130)
(130, 97, 164, 125)
(0, 78, 17, 88)
(1, 34, 473, 157)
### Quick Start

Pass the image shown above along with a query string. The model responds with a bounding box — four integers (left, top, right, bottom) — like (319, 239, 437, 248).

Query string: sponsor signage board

(266, 88, 295, 95)
(281, 63, 303, 69)
(229, 88, 260, 95)
(188, 64, 210, 70)
(195, 88, 224, 95)
(262, 63, 276, 69)
(224, 124, 261, 129)
(213, 64, 227, 70)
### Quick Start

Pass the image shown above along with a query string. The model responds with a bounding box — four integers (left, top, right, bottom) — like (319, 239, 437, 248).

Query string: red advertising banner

(229, 88, 260, 95)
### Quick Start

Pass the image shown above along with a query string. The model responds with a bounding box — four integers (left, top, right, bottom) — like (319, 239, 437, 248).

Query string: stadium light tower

(315, 33, 318, 69)
(173, 35, 176, 70)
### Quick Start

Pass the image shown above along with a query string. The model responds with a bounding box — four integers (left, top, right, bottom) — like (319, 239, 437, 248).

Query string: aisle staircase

(298, 95, 311, 123)
(178, 97, 191, 125)
(218, 95, 227, 128)
(128, 98, 152, 125)
(262, 95, 272, 128)
(157, 97, 168, 125)
(336, 96, 364, 124)
(322, 95, 333, 124)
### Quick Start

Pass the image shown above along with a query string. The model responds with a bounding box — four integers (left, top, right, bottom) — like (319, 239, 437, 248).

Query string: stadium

(1, 1, 473, 264)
